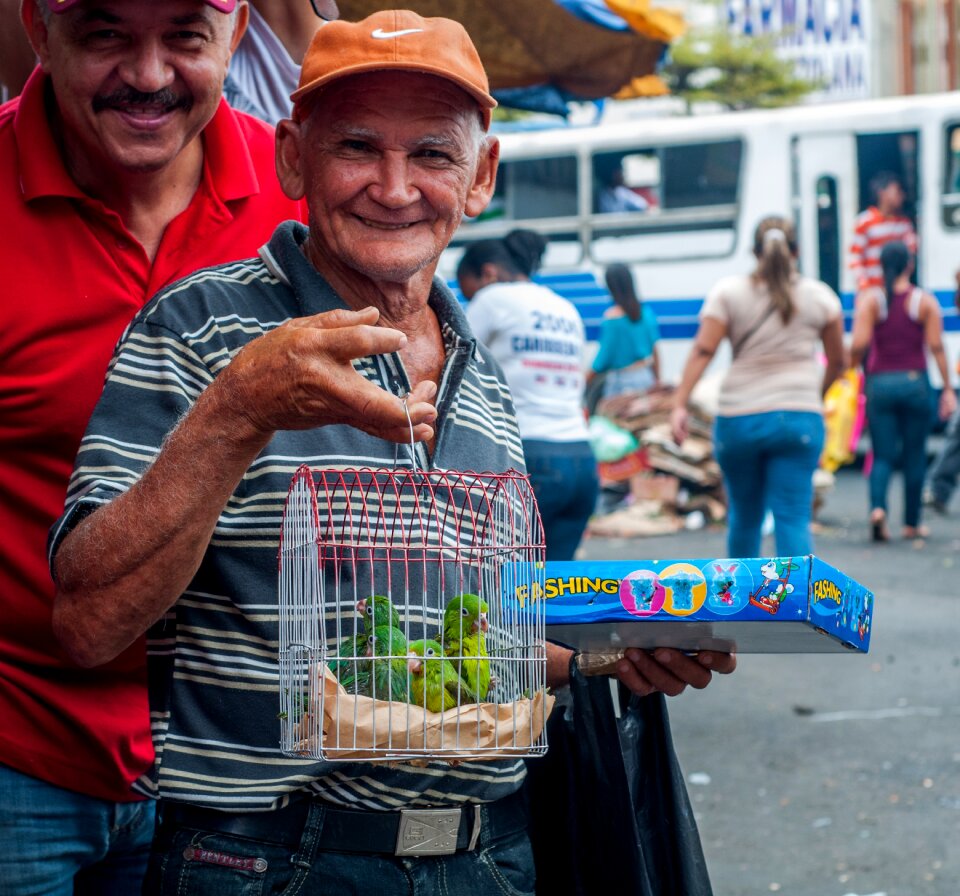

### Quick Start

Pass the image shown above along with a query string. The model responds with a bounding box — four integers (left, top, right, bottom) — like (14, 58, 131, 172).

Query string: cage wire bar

(278, 464, 547, 761)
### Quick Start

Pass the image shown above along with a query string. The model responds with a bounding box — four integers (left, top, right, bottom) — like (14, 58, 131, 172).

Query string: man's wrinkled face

(288, 71, 497, 286)
(35, 0, 240, 178)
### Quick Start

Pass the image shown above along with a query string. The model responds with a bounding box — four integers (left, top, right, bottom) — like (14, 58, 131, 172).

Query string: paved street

(579, 466, 960, 896)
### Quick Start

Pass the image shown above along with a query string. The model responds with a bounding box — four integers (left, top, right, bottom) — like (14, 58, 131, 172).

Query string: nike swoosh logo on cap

(371, 27, 424, 39)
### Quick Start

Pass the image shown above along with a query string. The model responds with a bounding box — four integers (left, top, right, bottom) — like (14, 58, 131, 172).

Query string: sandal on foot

(870, 510, 890, 542)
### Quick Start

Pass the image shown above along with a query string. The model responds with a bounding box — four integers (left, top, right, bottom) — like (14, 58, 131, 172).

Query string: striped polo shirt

(849, 206, 918, 289)
(51, 221, 529, 812)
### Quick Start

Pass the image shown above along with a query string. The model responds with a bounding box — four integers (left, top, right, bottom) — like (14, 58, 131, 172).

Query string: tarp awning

(337, 0, 683, 101)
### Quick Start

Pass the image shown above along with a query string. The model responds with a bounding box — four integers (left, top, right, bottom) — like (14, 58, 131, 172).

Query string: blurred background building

(713, 0, 959, 101)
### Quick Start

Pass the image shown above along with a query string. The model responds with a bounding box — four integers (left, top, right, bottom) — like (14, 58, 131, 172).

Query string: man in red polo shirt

(0, 0, 301, 889)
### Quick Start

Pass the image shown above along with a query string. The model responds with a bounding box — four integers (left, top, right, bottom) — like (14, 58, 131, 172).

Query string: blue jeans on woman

(865, 370, 932, 528)
(0, 763, 154, 896)
(523, 439, 599, 560)
(713, 410, 825, 558)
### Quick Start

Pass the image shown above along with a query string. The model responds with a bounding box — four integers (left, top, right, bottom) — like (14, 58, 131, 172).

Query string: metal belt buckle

(395, 808, 462, 856)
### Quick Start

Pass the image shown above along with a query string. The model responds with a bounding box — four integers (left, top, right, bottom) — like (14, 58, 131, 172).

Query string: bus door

(792, 132, 858, 302)
(855, 130, 921, 285)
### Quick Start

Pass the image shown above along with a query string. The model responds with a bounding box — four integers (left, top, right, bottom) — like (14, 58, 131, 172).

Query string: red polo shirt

(0, 68, 302, 802)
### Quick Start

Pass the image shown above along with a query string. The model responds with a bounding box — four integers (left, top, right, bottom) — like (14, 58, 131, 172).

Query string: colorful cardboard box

(531, 556, 872, 654)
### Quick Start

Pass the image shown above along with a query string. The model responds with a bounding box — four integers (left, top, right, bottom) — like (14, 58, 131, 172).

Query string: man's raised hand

(215, 307, 438, 444)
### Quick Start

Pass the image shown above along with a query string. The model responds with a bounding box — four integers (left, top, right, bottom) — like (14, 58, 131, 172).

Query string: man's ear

(275, 117, 306, 202)
(21, 0, 51, 70)
(229, 1, 249, 54)
(464, 136, 500, 220)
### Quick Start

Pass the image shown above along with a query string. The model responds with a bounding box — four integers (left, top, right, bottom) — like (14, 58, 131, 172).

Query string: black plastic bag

(524, 662, 713, 896)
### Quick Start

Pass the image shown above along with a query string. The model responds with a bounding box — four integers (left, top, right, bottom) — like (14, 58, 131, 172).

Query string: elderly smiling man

(49, 11, 735, 895)
(0, 0, 301, 891)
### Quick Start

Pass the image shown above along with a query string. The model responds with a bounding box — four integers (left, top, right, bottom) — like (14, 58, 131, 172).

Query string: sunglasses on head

(309, 0, 339, 19)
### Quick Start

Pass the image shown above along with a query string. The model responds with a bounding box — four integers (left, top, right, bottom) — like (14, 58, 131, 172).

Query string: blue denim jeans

(145, 800, 535, 896)
(713, 410, 825, 558)
(865, 370, 932, 527)
(0, 763, 154, 896)
(523, 439, 599, 560)
(601, 365, 656, 398)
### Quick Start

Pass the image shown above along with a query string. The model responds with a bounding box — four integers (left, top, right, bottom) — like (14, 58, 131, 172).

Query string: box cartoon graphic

(522, 556, 872, 654)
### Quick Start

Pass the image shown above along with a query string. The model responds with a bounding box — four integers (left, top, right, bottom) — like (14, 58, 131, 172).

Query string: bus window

(855, 131, 918, 217)
(942, 124, 960, 229)
(593, 150, 660, 213)
(590, 139, 743, 263)
(460, 154, 578, 232)
(476, 155, 579, 223)
(816, 176, 841, 294)
(661, 141, 742, 208)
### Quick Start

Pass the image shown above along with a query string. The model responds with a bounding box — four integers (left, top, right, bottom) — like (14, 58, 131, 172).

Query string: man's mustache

(93, 87, 192, 114)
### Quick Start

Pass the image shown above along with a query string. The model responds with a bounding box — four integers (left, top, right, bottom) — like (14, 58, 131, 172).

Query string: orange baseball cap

(291, 9, 496, 128)
(46, 0, 237, 11)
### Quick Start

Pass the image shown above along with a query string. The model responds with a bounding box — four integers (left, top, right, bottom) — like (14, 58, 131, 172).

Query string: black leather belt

(159, 789, 527, 857)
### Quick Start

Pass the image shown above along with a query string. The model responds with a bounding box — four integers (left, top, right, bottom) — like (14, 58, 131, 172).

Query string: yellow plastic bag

(820, 369, 864, 473)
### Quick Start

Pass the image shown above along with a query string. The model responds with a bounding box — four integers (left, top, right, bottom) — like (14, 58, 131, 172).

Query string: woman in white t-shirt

(458, 230, 598, 560)
(670, 216, 846, 558)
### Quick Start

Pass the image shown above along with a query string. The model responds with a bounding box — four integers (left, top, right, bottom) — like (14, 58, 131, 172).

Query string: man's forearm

(52, 383, 271, 667)
(51, 309, 441, 668)
(545, 641, 575, 689)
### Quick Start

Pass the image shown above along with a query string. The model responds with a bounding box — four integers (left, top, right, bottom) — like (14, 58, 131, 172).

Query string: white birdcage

(278, 463, 549, 761)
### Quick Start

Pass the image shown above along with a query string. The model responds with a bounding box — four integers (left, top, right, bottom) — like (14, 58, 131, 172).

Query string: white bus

(440, 92, 960, 384)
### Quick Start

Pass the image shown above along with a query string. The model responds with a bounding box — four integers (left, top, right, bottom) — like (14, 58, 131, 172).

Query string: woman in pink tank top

(851, 241, 956, 541)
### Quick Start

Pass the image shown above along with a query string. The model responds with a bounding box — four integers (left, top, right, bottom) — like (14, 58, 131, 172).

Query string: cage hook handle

(401, 394, 419, 474)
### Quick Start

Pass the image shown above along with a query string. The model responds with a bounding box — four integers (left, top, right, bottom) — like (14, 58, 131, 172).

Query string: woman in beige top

(671, 216, 845, 557)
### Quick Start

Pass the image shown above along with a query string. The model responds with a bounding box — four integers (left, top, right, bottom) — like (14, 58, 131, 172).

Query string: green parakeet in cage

(408, 639, 478, 711)
(442, 593, 490, 701)
(358, 625, 410, 703)
(330, 594, 400, 682)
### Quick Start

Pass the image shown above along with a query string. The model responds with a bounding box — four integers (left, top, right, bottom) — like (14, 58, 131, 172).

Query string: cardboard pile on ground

(587, 385, 726, 539)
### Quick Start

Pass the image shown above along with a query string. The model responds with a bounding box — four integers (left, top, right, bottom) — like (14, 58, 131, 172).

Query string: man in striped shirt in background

(849, 170, 918, 290)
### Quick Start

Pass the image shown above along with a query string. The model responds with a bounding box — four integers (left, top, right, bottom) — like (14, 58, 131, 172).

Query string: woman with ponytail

(457, 230, 598, 560)
(850, 240, 956, 541)
(671, 215, 845, 557)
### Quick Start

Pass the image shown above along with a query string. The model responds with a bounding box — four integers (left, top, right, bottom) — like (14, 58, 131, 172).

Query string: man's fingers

(622, 648, 708, 695)
(292, 306, 381, 330)
(408, 380, 438, 404)
(288, 308, 409, 363)
(616, 649, 686, 696)
(615, 647, 737, 697)
(697, 650, 737, 675)
(228, 309, 440, 439)
(338, 377, 437, 445)
(614, 658, 658, 697)
(317, 323, 408, 363)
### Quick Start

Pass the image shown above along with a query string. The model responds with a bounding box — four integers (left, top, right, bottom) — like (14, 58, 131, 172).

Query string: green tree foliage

(662, 29, 822, 112)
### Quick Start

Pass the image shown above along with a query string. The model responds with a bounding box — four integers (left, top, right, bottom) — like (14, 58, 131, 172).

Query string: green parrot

(329, 594, 400, 682)
(408, 639, 479, 712)
(441, 593, 491, 701)
(358, 625, 411, 703)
